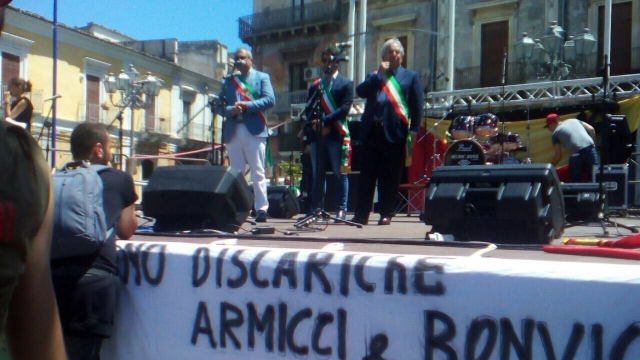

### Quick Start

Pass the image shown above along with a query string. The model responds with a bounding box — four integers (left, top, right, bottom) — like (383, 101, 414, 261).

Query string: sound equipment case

(593, 164, 628, 210)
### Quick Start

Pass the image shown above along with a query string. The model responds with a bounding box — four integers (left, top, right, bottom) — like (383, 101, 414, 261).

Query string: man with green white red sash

(350, 38, 424, 226)
(218, 47, 275, 223)
(303, 47, 354, 221)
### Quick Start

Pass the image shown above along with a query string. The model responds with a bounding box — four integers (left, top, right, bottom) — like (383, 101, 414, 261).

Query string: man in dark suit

(304, 47, 354, 221)
(351, 38, 424, 225)
(218, 47, 275, 223)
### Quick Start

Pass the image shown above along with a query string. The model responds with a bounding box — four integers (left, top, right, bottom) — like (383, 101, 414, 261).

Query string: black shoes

(255, 210, 268, 223)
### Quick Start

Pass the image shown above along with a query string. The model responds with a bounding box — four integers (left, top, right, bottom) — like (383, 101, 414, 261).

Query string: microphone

(234, 59, 246, 67)
(335, 41, 353, 48)
(224, 71, 241, 79)
(44, 94, 62, 102)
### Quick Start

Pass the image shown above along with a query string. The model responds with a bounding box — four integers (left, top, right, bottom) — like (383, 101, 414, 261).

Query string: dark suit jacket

(218, 69, 275, 143)
(304, 73, 353, 142)
(356, 66, 423, 144)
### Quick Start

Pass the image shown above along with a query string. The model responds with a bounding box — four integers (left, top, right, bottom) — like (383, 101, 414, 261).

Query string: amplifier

(593, 164, 628, 210)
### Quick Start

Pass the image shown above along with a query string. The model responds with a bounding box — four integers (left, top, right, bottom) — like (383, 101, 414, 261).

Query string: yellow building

(2, 6, 226, 183)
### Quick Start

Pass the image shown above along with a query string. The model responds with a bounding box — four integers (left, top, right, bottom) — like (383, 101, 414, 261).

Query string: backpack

(51, 161, 111, 259)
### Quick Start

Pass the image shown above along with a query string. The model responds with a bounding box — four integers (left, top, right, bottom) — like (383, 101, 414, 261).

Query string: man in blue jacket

(350, 38, 424, 226)
(218, 47, 275, 223)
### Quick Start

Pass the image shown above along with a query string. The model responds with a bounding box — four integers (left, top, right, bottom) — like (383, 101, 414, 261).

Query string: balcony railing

(454, 54, 604, 90)
(239, 0, 343, 38)
(274, 90, 308, 114)
(181, 122, 212, 143)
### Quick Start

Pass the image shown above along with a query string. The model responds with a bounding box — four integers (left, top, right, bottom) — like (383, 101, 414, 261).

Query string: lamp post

(514, 21, 596, 82)
(103, 64, 162, 173)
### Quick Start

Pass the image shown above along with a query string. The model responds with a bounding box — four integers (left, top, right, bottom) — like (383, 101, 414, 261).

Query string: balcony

(274, 90, 308, 114)
(239, 0, 344, 45)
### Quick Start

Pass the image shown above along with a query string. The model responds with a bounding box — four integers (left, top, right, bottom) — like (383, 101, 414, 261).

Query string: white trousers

(226, 124, 269, 212)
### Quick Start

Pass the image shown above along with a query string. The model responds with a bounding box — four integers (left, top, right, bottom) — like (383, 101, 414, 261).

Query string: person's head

(544, 113, 559, 131)
(234, 47, 253, 75)
(320, 46, 340, 74)
(8, 77, 31, 97)
(70, 122, 112, 165)
(380, 38, 404, 71)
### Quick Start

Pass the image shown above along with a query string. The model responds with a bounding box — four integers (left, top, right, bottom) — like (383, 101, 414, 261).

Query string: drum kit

(444, 113, 529, 166)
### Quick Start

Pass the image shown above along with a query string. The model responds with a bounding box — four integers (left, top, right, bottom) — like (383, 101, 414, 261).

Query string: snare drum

(444, 139, 487, 166)
(474, 113, 499, 137)
(448, 115, 475, 140)
(490, 132, 522, 151)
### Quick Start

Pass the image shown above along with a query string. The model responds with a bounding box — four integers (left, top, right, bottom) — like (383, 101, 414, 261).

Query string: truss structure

(424, 74, 640, 116)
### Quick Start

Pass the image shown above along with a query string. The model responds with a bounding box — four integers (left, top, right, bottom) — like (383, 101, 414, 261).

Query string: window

(597, 2, 632, 75)
(289, 62, 307, 92)
(85, 74, 100, 122)
(1, 52, 18, 88)
(481, 21, 509, 87)
(145, 96, 157, 131)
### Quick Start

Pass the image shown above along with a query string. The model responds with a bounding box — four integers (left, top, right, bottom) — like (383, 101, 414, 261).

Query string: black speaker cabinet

(423, 164, 565, 245)
(267, 186, 300, 218)
(142, 165, 252, 233)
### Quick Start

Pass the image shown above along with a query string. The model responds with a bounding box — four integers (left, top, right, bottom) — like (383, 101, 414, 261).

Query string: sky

(14, 0, 253, 51)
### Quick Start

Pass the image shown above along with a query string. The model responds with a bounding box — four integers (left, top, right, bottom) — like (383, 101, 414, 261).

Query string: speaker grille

(142, 166, 252, 233)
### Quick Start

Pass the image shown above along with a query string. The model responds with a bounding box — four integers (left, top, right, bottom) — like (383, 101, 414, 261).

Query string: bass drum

(448, 115, 475, 140)
(444, 140, 487, 166)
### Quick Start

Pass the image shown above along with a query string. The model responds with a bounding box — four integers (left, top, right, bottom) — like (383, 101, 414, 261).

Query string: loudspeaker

(267, 186, 300, 218)
(142, 165, 252, 233)
(561, 182, 601, 222)
(600, 115, 633, 165)
(423, 164, 565, 245)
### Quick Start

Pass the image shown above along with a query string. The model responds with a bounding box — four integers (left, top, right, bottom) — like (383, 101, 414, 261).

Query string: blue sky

(15, 0, 253, 51)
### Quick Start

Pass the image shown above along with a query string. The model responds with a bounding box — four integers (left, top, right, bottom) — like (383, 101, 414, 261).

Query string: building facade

(2, 6, 227, 184)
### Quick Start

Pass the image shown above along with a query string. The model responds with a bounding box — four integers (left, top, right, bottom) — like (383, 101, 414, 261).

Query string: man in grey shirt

(545, 113, 599, 182)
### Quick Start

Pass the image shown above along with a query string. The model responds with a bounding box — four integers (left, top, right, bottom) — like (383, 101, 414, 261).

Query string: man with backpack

(51, 122, 138, 359)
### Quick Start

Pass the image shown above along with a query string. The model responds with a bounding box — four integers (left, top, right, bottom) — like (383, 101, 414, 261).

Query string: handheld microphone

(44, 94, 62, 101)
(224, 71, 241, 79)
(234, 59, 246, 67)
(335, 41, 353, 48)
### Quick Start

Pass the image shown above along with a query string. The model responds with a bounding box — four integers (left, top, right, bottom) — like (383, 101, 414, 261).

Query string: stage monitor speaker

(267, 186, 300, 219)
(423, 164, 565, 245)
(593, 164, 628, 210)
(142, 165, 252, 233)
(600, 115, 633, 165)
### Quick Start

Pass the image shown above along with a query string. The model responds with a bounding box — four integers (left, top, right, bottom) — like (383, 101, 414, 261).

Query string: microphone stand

(211, 90, 227, 165)
(295, 49, 362, 229)
(37, 99, 55, 161)
(417, 73, 448, 182)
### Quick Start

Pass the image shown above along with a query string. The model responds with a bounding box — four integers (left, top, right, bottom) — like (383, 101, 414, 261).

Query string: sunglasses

(234, 55, 248, 61)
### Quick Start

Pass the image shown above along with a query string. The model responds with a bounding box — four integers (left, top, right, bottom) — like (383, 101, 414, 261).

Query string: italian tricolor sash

(230, 76, 268, 126)
(380, 70, 412, 166)
(313, 77, 351, 169)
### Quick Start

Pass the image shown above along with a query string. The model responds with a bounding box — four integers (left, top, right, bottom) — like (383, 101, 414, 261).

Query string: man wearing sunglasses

(218, 47, 275, 223)
(303, 46, 353, 221)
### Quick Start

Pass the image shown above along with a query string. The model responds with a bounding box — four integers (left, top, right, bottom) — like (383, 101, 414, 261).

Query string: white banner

(102, 240, 640, 359)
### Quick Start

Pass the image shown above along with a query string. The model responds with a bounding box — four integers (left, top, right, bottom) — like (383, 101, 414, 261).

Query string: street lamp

(103, 64, 162, 172)
(514, 21, 596, 82)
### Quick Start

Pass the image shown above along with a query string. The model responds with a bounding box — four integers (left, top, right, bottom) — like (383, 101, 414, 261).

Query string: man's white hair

(380, 38, 404, 58)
